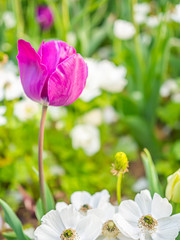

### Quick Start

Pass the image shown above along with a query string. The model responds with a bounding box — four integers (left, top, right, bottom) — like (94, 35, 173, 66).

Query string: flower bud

(165, 169, 180, 203)
(111, 152, 129, 176)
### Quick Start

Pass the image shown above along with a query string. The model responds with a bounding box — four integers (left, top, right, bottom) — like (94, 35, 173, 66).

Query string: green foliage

(0, 199, 30, 240)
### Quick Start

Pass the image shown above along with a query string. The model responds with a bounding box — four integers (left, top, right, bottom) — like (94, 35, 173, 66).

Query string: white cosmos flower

(113, 190, 180, 240)
(98, 60, 127, 93)
(0, 106, 7, 126)
(69, 190, 110, 215)
(34, 205, 101, 240)
(14, 99, 39, 121)
(70, 124, 101, 156)
(160, 79, 178, 97)
(113, 20, 136, 40)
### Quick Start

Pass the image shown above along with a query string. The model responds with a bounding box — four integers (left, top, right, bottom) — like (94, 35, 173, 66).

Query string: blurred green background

(0, 0, 180, 212)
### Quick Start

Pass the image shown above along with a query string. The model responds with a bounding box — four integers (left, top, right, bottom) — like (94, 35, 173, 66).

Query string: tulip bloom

(17, 39, 88, 106)
(36, 5, 54, 30)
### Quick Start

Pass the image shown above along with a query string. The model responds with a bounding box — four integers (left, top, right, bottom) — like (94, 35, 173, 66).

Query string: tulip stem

(117, 172, 122, 204)
(38, 105, 48, 214)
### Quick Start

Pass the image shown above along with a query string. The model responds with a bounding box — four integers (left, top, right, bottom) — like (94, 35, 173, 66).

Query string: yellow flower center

(138, 215, 158, 234)
(60, 228, 79, 240)
(102, 220, 120, 238)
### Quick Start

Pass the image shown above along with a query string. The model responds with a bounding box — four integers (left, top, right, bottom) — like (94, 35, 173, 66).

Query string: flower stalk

(117, 172, 122, 204)
(38, 105, 48, 213)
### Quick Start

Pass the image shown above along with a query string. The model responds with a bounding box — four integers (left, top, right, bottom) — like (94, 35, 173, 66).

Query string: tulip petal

(48, 54, 88, 106)
(17, 39, 48, 104)
(38, 40, 76, 76)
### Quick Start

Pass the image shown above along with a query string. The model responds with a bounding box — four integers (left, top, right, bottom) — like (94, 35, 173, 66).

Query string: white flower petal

(152, 216, 180, 240)
(119, 200, 142, 222)
(135, 189, 152, 215)
(41, 210, 64, 234)
(90, 189, 110, 208)
(59, 205, 82, 229)
(76, 214, 102, 240)
(34, 223, 59, 240)
(56, 202, 68, 212)
(71, 191, 91, 210)
(113, 213, 140, 239)
(151, 193, 172, 219)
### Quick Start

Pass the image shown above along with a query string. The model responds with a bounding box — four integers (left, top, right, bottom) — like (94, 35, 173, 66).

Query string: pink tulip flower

(36, 5, 54, 30)
(17, 39, 88, 106)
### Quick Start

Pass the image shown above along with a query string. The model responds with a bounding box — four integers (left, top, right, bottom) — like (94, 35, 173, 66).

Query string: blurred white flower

(48, 107, 67, 121)
(14, 99, 39, 121)
(67, 31, 77, 46)
(34, 205, 101, 240)
(24, 228, 35, 240)
(160, 79, 178, 97)
(103, 106, 118, 124)
(146, 16, 160, 27)
(2, 11, 16, 29)
(171, 93, 180, 103)
(98, 60, 127, 93)
(113, 20, 136, 40)
(132, 177, 149, 193)
(114, 190, 180, 240)
(80, 58, 102, 102)
(82, 109, 103, 126)
(0, 106, 7, 126)
(171, 4, 180, 23)
(134, 3, 150, 15)
(70, 124, 101, 156)
(0, 61, 23, 100)
(140, 33, 152, 45)
(134, 3, 150, 25)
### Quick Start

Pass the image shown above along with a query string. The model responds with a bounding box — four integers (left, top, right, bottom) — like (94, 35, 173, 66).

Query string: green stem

(117, 173, 122, 204)
(38, 105, 48, 214)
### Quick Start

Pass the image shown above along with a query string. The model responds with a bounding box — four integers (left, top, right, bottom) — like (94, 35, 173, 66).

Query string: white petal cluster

(80, 59, 127, 102)
(134, 3, 150, 24)
(35, 189, 180, 240)
(2, 11, 16, 29)
(113, 20, 136, 40)
(70, 124, 101, 156)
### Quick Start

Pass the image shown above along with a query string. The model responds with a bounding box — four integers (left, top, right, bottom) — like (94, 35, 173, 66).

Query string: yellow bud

(111, 152, 129, 176)
(165, 169, 180, 203)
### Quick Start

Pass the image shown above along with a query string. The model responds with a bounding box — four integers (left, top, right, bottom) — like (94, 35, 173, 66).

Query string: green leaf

(2, 231, 18, 240)
(141, 149, 163, 196)
(35, 183, 55, 221)
(0, 199, 29, 240)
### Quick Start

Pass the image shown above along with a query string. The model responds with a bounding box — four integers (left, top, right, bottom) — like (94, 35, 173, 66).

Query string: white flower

(69, 190, 110, 215)
(0, 106, 7, 126)
(134, 3, 150, 25)
(91, 203, 132, 240)
(80, 58, 102, 102)
(114, 190, 180, 240)
(98, 61, 127, 93)
(82, 109, 103, 126)
(14, 99, 39, 121)
(24, 227, 35, 240)
(103, 106, 118, 124)
(113, 20, 136, 40)
(2, 11, 16, 29)
(160, 79, 178, 97)
(34, 205, 101, 240)
(70, 124, 101, 156)
(171, 4, 180, 23)
(146, 16, 160, 28)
